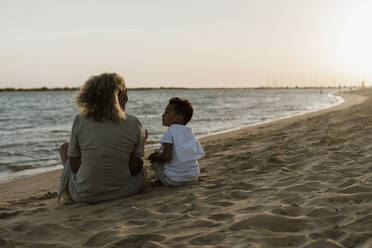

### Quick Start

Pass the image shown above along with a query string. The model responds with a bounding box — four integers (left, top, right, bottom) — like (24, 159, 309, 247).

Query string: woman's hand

(129, 156, 143, 175)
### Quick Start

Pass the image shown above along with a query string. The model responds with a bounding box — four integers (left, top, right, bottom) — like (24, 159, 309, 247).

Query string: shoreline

(201, 90, 365, 142)
(1, 88, 372, 247)
(197, 92, 344, 140)
(0, 91, 346, 185)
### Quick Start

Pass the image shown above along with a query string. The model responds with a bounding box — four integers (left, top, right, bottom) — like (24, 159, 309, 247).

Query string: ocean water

(0, 88, 342, 182)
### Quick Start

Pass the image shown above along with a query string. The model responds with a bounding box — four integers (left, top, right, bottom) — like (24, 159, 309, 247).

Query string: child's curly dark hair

(169, 97, 193, 125)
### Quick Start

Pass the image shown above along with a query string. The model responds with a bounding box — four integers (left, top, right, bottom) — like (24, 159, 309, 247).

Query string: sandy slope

(1, 89, 372, 248)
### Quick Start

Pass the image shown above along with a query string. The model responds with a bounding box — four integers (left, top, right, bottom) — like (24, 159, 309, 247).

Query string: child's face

(162, 104, 184, 126)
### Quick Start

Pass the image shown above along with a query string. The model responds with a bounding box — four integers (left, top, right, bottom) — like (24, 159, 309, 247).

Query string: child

(148, 97, 204, 186)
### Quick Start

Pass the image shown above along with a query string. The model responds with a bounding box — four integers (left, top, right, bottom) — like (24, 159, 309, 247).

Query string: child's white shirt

(160, 124, 204, 182)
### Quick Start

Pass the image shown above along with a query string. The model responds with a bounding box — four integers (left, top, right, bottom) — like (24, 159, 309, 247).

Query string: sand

(1, 89, 372, 248)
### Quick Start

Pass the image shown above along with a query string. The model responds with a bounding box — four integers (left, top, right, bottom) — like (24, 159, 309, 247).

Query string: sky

(1, 0, 372, 88)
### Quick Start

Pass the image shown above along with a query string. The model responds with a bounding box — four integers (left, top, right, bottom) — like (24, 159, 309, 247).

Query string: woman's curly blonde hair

(76, 73, 127, 123)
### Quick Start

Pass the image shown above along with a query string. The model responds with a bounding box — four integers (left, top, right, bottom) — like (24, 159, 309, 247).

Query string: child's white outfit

(155, 124, 204, 186)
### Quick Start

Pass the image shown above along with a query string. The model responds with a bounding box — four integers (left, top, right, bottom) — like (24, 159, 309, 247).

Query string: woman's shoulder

(74, 113, 86, 119)
(124, 114, 140, 123)
(73, 113, 90, 124)
(74, 113, 141, 127)
(122, 114, 142, 127)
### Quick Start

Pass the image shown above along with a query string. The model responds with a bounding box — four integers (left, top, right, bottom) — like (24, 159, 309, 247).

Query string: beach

(1, 88, 372, 247)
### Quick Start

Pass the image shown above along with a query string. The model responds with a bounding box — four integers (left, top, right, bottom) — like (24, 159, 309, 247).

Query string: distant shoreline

(0, 86, 358, 92)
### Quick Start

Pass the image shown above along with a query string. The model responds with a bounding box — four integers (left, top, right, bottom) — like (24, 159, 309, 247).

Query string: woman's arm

(68, 116, 81, 173)
(129, 156, 144, 175)
(70, 157, 81, 173)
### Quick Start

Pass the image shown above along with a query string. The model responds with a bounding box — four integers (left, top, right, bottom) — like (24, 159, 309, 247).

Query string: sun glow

(337, 2, 372, 79)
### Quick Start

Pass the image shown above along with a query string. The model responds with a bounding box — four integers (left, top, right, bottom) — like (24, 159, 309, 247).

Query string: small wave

(0, 151, 24, 157)
(0, 141, 59, 150)
(0, 164, 63, 183)
(50, 130, 68, 133)
(3, 159, 60, 172)
(0, 118, 11, 121)
(6, 164, 41, 172)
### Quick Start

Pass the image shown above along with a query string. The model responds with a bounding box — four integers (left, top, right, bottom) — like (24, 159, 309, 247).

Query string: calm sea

(0, 88, 342, 182)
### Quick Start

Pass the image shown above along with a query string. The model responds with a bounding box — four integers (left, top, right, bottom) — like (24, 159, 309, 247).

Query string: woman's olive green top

(59, 113, 145, 203)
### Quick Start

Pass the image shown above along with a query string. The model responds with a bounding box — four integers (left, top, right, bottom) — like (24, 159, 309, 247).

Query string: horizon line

(0, 85, 363, 92)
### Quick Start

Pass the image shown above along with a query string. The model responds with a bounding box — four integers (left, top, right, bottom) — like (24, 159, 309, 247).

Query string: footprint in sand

(271, 205, 306, 217)
(259, 235, 307, 248)
(207, 213, 234, 221)
(0, 210, 22, 219)
(83, 230, 120, 247)
(106, 233, 166, 247)
(11, 221, 31, 232)
(229, 214, 310, 233)
(230, 190, 251, 200)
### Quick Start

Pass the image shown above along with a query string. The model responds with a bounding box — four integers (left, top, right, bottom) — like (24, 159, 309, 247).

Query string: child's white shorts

(154, 162, 197, 187)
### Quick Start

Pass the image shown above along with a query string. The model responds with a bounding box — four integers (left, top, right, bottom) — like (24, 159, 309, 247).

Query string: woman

(58, 73, 146, 203)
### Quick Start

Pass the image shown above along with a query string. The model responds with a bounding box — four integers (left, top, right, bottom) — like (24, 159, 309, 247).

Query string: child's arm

(148, 143, 172, 163)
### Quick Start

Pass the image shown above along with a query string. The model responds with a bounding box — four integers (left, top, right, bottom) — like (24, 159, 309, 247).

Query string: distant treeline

(0, 87, 80, 92)
(0, 85, 362, 92)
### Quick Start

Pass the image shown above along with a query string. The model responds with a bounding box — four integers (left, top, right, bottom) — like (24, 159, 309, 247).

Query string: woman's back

(67, 114, 144, 203)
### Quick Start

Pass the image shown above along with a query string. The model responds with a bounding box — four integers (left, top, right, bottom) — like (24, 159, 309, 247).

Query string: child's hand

(148, 151, 159, 163)
(145, 129, 149, 142)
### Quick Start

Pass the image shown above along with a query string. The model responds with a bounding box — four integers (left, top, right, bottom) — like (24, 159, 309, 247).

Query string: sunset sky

(1, 0, 372, 88)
